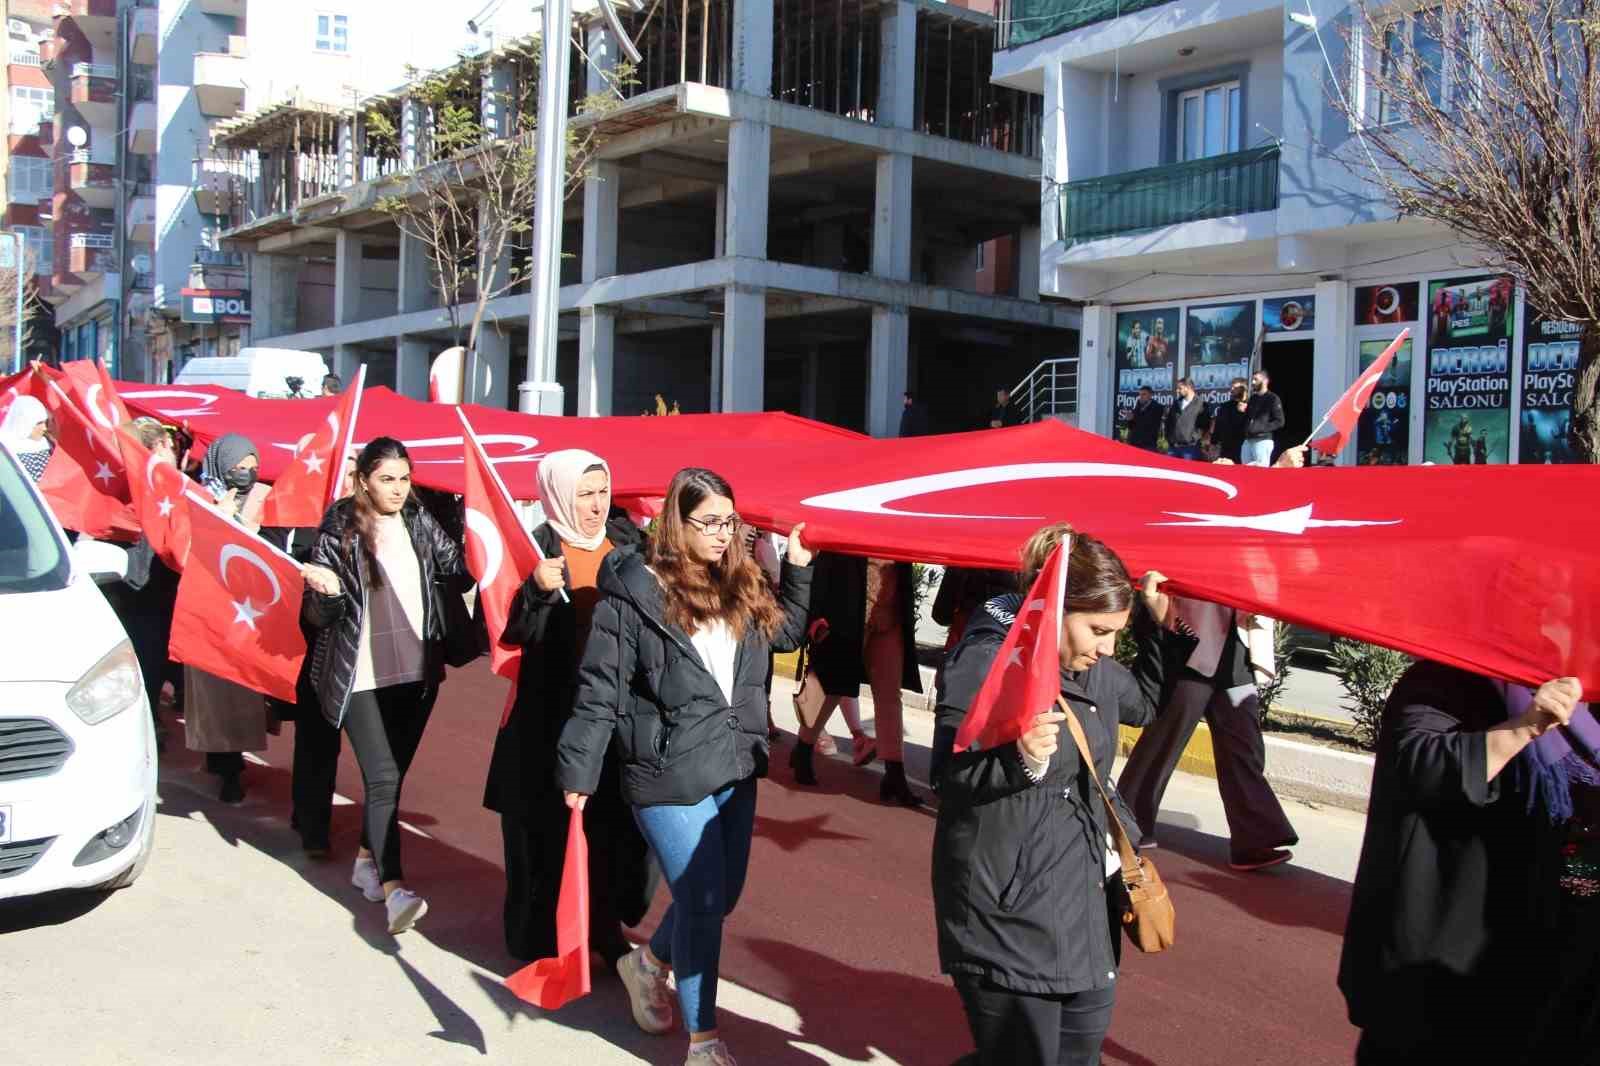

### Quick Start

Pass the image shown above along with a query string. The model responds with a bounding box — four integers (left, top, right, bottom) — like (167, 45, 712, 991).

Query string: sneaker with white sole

(617, 946, 675, 1035)
(352, 856, 384, 902)
(385, 887, 428, 933)
(685, 1039, 738, 1066)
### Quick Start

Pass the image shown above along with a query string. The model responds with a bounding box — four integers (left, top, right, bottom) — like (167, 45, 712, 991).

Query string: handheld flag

(503, 807, 592, 1009)
(116, 425, 193, 569)
(261, 365, 366, 528)
(35, 370, 138, 538)
(1307, 328, 1410, 457)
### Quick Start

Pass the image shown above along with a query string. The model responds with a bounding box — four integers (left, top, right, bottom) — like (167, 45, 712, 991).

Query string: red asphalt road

(219, 660, 1357, 1065)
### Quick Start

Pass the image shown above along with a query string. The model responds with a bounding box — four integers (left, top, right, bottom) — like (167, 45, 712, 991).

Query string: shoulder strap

(1057, 695, 1140, 871)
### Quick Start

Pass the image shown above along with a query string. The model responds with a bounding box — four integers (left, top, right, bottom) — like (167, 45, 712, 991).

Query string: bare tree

(0, 239, 42, 368)
(1333, 0, 1600, 460)
(365, 42, 629, 375)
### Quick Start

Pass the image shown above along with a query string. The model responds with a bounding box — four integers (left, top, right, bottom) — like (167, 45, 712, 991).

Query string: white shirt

(690, 618, 738, 705)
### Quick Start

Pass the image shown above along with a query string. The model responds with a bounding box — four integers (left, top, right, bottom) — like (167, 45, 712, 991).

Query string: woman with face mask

(184, 432, 271, 803)
(1, 394, 53, 481)
(486, 449, 658, 967)
(931, 523, 1175, 1066)
(300, 437, 467, 935)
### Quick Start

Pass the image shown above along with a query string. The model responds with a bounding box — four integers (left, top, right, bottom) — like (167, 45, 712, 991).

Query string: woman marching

(558, 468, 814, 1066)
(0, 394, 52, 481)
(300, 437, 468, 934)
(932, 523, 1174, 1066)
(486, 449, 657, 966)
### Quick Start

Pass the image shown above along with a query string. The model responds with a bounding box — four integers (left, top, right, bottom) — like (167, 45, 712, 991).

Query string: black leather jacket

(301, 498, 466, 727)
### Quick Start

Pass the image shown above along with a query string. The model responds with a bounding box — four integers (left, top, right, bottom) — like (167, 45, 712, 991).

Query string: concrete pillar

(586, 23, 619, 97)
(709, 325, 724, 412)
(1018, 225, 1041, 302)
(876, 0, 917, 129)
(397, 335, 431, 399)
(577, 307, 615, 415)
(713, 184, 728, 257)
(338, 116, 358, 185)
(868, 306, 909, 437)
(470, 326, 511, 407)
(249, 253, 299, 339)
(333, 344, 361, 382)
(726, 122, 770, 259)
(731, 0, 774, 95)
(582, 160, 620, 282)
(872, 153, 913, 280)
(401, 97, 422, 169)
(482, 59, 515, 139)
(1312, 279, 1355, 464)
(334, 231, 364, 326)
(1077, 304, 1115, 436)
(721, 284, 765, 412)
(397, 229, 434, 314)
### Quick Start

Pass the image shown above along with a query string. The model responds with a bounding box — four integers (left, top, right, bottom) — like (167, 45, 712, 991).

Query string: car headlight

(66, 640, 144, 725)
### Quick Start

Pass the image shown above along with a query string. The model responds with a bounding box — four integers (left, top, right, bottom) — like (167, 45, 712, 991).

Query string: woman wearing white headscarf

(485, 449, 657, 966)
(1, 394, 53, 481)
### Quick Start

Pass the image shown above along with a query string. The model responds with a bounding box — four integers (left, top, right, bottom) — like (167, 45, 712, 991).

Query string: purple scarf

(1501, 683, 1600, 824)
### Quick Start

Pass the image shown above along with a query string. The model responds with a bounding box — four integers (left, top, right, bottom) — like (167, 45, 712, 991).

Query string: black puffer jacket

(931, 593, 1167, 996)
(807, 554, 923, 697)
(556, 545, 812, 808)
(302, 498, 467, 728)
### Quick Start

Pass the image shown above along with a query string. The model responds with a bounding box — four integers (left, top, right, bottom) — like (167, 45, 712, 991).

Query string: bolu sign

(181, 287, 252, 325)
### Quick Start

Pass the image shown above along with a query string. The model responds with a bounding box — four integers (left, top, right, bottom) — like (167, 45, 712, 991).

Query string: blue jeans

(633, 778, 758, 1034)
(1168, 444, 1202, 461)
(1241, 437, 1275, 466)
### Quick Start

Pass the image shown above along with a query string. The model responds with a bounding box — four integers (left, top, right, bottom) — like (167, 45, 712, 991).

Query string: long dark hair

(343, 437, 413, 581)
(1017, 522, 1134, 615)
(645, 467, 782, 639)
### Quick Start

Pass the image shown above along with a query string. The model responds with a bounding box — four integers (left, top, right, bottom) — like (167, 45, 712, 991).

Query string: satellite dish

(131, 253, 152, 273)
(66, 125, 87, 148)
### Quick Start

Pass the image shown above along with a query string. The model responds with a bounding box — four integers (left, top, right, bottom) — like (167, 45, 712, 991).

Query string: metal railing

(8, 45, 42, 67)
(70, 62, 118, 80)
(995, 0, 1173, 50)
(1010, 357, 1080, 424)
(1059, 143, 1281, 245)
(69, 232, 114, 249)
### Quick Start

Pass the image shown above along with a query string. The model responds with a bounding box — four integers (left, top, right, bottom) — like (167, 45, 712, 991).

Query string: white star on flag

(232, 597, 265, 630)
(157, 497, 174, 518)
(93, 461, 116, 486)
(301, 452, 325, 475)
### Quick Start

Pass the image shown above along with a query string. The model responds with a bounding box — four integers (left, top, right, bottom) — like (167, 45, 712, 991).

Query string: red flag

(116, 425, 193, 569)
(92, 359, 132, 427)
(170, 492, 306, 701)
(1309, 328, 1410, 457)
(458, 408, 548, 681)
(504, 807, 591, 1009)
(953, 540, 1068, 752)
(35, 371, 138, 538)
(261, 365, 366, 528)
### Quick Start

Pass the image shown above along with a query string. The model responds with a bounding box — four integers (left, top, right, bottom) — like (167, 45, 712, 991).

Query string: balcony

(192, 156, 247, 214)
(130, 7, 158, 66)
(193, 47, 247, 117)
(128, 100, 157, 155)
(67, 150, 118, 209)
(69, 63, 119, 127)
(198, 0, 246, 15)
(66, 230, 115, 278)
(995, 0, 1170, 49)
(8, 41, 43, 68)
(127, 188, 155, 243)
(1059, 144, 1280, 246)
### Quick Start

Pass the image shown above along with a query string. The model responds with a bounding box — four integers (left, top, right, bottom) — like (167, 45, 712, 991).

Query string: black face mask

(223, 467, 258, 493)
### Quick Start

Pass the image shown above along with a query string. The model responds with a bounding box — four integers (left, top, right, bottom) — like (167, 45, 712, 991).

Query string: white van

(175, 348, 331, 399)
(0, 444, 157, 899)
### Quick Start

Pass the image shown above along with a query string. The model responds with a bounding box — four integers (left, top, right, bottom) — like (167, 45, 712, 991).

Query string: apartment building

(993, 0, 1560, 465)
(210, 0, 1075, 434)
(2, 2, 60, 366)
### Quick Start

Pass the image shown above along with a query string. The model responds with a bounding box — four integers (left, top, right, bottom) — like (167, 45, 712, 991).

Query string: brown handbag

(1057, 696, 1176, 954)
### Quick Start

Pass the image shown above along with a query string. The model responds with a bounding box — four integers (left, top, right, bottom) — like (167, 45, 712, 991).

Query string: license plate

(0, 804, 10, 844)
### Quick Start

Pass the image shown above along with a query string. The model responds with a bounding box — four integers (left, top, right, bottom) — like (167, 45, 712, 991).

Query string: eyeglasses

(685, 514, 742, 537)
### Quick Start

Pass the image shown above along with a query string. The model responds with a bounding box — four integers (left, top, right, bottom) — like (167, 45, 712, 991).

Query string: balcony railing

(9, 44, 43, 67)
(995, 0, 1172, 49)
(71, 62, 118, 80)
(1059, 143, 1281, 245)
(70, 232, 114, 249)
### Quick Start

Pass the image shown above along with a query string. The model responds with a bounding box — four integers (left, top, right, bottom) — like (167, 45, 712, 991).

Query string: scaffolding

(209, 101, 347, 227)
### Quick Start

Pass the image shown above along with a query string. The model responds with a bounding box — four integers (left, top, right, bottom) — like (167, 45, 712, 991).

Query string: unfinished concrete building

(215, 0, 1076, 434)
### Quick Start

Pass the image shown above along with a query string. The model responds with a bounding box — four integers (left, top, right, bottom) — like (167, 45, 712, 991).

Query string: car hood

(0, 576, 129, 684)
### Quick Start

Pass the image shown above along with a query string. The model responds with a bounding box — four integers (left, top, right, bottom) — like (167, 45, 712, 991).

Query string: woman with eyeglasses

(558, 467, 814, 1066)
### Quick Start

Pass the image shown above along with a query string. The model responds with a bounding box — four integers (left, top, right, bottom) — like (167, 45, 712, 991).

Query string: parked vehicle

(174, 348, 331, 399)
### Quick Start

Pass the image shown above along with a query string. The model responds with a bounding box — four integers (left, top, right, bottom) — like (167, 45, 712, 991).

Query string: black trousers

(291, 701, 342, 850)
(952, 976, 1117, 1066)
(342, 682, 434, 884)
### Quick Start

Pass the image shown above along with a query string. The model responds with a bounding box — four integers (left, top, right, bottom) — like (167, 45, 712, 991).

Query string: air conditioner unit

(8, 18, 31, 36)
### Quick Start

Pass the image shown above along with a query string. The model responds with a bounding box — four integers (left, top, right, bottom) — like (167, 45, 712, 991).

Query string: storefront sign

(1423, 275, 1514, 464)
(1355, 336, 1412, 465)
(1184, 301, 1256, 409)
(1519, 315, 1583, 464)
(1354, 282, 1419, 325)
(1263, 295, 1315, 333)
(181, 287, 251, 325)
(1113, 307, 1177, 437)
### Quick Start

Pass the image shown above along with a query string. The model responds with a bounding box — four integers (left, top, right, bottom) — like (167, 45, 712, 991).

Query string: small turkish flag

(261, 365, 366, 528)
(170, 492, 306, 701)
(34, 370, 138, 539)
(504, 807, 592, 1009)
(116, 425, 192, 570)
(954, 539, 1068, 752)
(458, 408, 548, 681)
(1309, 328, 1410, 457)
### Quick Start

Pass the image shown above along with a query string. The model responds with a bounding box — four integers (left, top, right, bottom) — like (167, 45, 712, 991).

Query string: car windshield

(0, 444, 71, 595)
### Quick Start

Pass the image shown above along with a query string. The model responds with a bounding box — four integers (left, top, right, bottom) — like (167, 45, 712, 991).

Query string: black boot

(880, 761, 920, 807)
(218, 771, 246, 804)
(789, 741, 818, 786)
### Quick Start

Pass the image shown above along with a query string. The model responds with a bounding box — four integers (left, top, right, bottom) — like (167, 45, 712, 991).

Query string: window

(315, 14, 349, 53)
(7, 156, 51, 203)
(9, 86, 54, 136)
(1355, 5, 1458, 128)
(1178, 81, 1242, 161)
(12, 226, 52, 275)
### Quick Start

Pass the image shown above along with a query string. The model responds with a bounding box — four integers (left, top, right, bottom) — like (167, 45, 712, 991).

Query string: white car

(0, 443, 157, 899)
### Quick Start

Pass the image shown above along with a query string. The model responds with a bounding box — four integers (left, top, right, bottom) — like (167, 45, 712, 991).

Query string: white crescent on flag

(465, 507, 505, 588)
(219, 544, 284, 630)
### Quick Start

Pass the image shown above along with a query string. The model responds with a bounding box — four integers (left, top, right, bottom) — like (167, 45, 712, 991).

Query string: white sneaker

(685, 1040, 738, 1066)
(385, 887, 428, 934)
(352, 856, 384, 902)
(617, 946, 675, 1035)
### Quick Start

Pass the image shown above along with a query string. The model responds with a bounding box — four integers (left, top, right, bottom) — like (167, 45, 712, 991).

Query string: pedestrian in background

(1209, 378, 1251, 462)
(559, 468, 814, 1066)
(2, 394, 53, 481)
(988, 388, 1018, 429)
(115, 418, 183, 750)
(1163, 378, 1207, 460)
(486, 448, 656, 967)
(321, 374, 343, 397)
(899, 392, 931, 437)
(301, 437, 468, 934)
(1242, 370, 1285, 466)
(1123, 386, 1165, 451)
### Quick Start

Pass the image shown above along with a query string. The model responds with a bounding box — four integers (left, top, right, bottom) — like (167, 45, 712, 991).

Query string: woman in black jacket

(558, 468, 813, 1066)
(301, 437, 467, 935)
(485, 448, 657, 966)
(932, 523, 1172, 1066)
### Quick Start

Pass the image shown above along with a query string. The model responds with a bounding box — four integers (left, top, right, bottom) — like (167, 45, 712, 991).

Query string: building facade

(993, 0, 1565, 465)
(2, 2, 59, 367)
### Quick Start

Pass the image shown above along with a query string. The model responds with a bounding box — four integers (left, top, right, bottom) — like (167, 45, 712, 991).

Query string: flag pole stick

(328, 364, 367, 510)
(455, 406, 567, 603)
